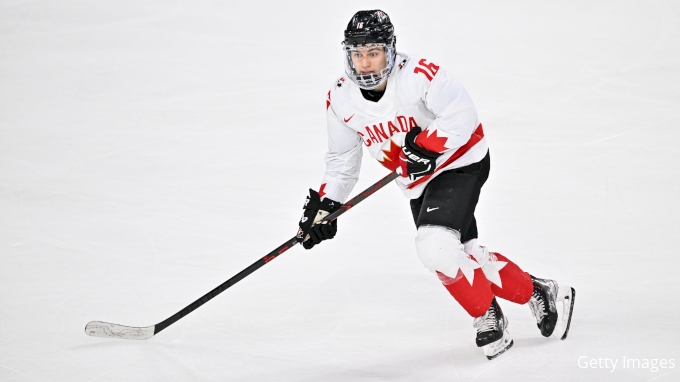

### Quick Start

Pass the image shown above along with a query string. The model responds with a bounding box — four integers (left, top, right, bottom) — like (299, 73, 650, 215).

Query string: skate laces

(473, 308, 497, 333)
(529, 289, 547, 321)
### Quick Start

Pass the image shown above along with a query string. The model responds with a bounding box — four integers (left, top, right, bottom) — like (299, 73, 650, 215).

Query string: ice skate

(528, 275, 575, 340)
(473, 298, 513, 360)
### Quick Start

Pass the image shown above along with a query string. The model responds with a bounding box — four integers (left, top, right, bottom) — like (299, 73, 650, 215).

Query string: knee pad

(463, 238, 507, 287)
(464, 239, 489, 267)
(415, 225, 480, 285)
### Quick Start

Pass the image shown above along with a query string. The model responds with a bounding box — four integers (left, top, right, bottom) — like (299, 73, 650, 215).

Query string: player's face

(349, 46, 387, 75)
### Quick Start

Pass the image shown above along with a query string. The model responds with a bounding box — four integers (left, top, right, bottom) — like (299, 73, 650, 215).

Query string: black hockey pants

(410, 150, 491, 243)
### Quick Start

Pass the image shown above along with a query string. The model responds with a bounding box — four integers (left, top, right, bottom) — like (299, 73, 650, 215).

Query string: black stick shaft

(154, 170, 399, 334)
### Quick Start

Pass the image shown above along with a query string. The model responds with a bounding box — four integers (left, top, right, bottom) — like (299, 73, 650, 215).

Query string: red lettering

(414, 58, 440, 81)
(387, 121, 400, 136)
(361, 116, 419, 142)
(365, 126, 379, 145)
(373, 123, 388, 142)
(326, 91, 331, 110)
(414, 67, 432, 81)
(409, 117, 418, 130)
(420, 59, 439, 76)
(358, 131, 371, 147)
(397, 116, 408, 132)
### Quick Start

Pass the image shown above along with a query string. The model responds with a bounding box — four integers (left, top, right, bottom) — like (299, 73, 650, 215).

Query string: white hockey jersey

(320, 52, 488, 202)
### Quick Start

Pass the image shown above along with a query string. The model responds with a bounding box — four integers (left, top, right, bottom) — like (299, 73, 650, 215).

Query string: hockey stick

(85, 170, 400, 340)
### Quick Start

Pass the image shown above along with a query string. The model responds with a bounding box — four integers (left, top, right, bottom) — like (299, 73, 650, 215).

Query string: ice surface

(1, 1, 679, 381)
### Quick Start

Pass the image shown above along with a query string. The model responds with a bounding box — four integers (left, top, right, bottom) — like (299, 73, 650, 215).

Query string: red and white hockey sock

(489, 253, 533, 304)
(414, 226, 494, 317)
(437, 269, 494, 317)
(464, 239, 533, 305)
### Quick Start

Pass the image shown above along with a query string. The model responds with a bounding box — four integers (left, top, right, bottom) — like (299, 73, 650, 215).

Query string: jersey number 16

(414, 59, 440, 81)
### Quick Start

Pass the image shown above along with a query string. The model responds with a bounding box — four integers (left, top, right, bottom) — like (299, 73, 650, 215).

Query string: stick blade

(85, 321, 155, 340)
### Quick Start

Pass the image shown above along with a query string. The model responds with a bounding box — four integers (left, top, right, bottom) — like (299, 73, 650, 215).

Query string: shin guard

(415, 226, 495, 317)
(464, 239, 533, 305)
(437, 269, 494, 318)
(489, 253, 533, 304)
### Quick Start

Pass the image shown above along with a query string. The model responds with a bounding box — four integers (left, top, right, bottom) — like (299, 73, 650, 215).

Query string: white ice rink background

(1, 1, 679, 381)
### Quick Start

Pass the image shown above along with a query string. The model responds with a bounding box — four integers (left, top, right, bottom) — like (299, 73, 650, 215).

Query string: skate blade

(483, 329, 513, 360)
(551, 286, 575, 340)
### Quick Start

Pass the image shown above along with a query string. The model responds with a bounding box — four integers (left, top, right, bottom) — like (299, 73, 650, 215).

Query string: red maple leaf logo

(378, 139, 402, 171)
(415, 129, 448, 154)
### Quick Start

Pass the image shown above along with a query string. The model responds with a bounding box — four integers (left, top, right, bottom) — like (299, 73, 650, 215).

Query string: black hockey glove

(399, 126, 442, 181)
(296, 189, 340, 250)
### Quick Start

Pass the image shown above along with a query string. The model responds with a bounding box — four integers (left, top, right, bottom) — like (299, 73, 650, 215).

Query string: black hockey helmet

(342, 10, 397, 90)
(343, 10, 395, 47)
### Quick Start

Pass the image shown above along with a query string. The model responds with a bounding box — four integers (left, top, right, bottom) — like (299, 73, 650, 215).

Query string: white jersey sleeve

(405, 58, 479, 155)
(424, 69, 479, 151)
(390, 55, 487, 196)
(320, 90, 363, 203)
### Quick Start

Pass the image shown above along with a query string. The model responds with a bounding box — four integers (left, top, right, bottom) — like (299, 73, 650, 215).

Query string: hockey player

(295, 10, 575, 360)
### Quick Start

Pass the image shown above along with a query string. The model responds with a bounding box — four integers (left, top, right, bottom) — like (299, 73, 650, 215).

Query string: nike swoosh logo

(426, 207, 439, 212)
(344, 114, 355, 123)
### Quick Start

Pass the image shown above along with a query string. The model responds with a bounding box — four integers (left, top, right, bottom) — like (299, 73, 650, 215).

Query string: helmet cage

(343, 42, 396, 90)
